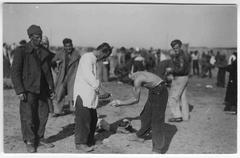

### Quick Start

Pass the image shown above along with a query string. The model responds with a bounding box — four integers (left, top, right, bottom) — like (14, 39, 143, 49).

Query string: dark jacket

(171, 50, 190, 76)
(11, 42, 54, 95)
(224, 59, 237, 84)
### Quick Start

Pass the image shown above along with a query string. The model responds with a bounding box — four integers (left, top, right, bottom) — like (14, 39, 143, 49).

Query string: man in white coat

(73, 42, 112, 152)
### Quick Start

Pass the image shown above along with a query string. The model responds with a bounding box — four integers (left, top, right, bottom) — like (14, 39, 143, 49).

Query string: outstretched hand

(107, 99, 121, 107)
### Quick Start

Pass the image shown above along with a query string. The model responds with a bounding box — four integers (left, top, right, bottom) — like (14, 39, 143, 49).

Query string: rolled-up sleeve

(81, 55, 99, 89)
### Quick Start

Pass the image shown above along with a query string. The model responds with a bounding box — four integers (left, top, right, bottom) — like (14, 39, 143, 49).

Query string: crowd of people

(4, 24, 237, 153)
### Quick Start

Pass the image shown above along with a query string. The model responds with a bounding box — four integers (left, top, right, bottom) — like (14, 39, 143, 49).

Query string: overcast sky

(3, 3, 237, 49)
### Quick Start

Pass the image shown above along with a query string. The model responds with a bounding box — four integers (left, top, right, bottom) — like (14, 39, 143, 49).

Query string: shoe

(75, 144, 94, 152)
(224, 106, 231, 111)
(25, 142, 36, 153)
(168, 117, 183, 122)
(38, 139, 55, 148)
(127, 134, 145, 142)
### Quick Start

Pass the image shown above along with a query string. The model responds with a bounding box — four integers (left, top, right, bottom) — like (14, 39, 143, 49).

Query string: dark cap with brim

(27, 25, 42, 36)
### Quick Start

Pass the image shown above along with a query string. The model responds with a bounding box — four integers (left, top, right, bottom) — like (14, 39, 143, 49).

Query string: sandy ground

(3, 69, 237, 154)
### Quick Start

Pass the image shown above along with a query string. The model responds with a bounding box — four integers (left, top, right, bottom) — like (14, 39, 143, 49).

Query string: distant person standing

(223, 52, 237, 114)
(3, 43, 11, 78)
(73, 42, 112, 152)
(51, 38, 80, 116)
(205, 51, 212, 78)
(167, 39, 190, 122)
(215, 52, 228, 87)
(191, 51, 200, 76)
(11, 25, 55, 153)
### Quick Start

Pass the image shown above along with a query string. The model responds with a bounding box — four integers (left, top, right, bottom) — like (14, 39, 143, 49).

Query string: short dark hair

(19, 40, 27, 45)
(63, 38, 72, 45)
(97, 42, 112, 58)
(170, 39, 182, 48)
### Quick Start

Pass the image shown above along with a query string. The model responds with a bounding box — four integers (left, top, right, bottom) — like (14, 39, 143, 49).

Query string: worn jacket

(11, 42, 54, 95)
(51, 49, 80, 102)
(171, 50, 190, 76)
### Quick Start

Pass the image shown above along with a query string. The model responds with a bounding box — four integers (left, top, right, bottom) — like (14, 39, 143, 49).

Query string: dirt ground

(3, 69, 237, 154)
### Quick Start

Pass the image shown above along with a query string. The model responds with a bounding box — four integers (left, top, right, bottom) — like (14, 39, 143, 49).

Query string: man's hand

(49, 92, 55, 99)
(108, 99, 121, 107)
(18, 93, 26, 101)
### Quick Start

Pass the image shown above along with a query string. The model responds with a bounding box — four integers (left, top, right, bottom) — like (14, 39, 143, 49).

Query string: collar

(25, 42, 34, 53)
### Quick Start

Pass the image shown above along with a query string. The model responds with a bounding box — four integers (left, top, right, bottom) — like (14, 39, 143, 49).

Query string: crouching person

(73, 42, 112, 152)
(109, 71, 168, 153)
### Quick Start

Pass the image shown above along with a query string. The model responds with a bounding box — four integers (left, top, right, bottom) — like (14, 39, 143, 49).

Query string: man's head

(96, 42, 112, 61)
(41, 36, 49, 49)
(27, 25, 42, 47)
(19, 40, 27, 46)
(63, 38, 73, 54)
(170, 39, 182, 54)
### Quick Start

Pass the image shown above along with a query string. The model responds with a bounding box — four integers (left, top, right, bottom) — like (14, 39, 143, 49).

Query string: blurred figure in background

(223, 52, 237, 114)
(51, 38, 80, 116)
(215, 52, 228, 87)
(3, 43, 11, 78)
(41, 36, 56, 115)
(131, 48, 146, 73)
(191, 51, 200, 76)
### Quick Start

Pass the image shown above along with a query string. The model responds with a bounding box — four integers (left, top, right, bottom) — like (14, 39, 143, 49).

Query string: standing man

(73, 42, 112, 152)
(51, 38, 80, 116)
(109, 71, 168, 154)
(191, 51, 200, 76)
(167, 39, 190, 122)
(11, 25, 55, 153)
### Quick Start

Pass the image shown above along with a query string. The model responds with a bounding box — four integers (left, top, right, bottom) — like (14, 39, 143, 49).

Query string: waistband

(151, 81, 166, 89)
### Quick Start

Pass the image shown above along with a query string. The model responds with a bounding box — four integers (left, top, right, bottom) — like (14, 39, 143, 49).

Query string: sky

(3, 3, 237, 49)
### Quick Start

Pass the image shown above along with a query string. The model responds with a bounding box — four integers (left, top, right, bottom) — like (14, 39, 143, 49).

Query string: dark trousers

(74, 96, 98, 146)
(20, 92, 49, 143)
(217, 68, 226, 87)
(192, 60, 199, 75)
(225, 80, 237, 107)
(136, 84, 168, 152)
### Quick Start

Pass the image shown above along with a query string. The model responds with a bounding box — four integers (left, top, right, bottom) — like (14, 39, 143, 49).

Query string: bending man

(109, 71, 168, 153)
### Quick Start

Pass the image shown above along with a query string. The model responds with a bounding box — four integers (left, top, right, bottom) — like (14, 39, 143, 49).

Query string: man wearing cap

(51, 38, 80, 116)
(166, 39, 191, 122)
(11, 25, 55, 153)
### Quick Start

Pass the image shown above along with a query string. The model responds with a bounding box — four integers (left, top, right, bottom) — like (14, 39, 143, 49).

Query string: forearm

(117, 97, 139, 106)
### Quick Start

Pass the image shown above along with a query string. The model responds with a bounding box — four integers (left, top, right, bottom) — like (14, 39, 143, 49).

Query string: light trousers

(168, 76, 189, 120)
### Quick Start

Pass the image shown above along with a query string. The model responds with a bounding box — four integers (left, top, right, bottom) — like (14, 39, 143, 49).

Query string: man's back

(132, 71, 163, 89)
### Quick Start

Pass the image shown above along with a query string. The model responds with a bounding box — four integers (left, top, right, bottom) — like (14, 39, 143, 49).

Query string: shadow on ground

(45, 115, 177, 154)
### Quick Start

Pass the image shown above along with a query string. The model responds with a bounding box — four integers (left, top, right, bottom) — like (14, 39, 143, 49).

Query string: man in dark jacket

(223, 52, 237, 114)
(11, 25, 55, 153)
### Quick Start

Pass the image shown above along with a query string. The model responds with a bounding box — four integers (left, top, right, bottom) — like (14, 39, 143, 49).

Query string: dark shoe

(168, 117, 183, 122)
(38, 139, 55, 148)
(75, 144, 94, 152)
(224, 106, 231, 111)
(25, 142, 36, 153)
